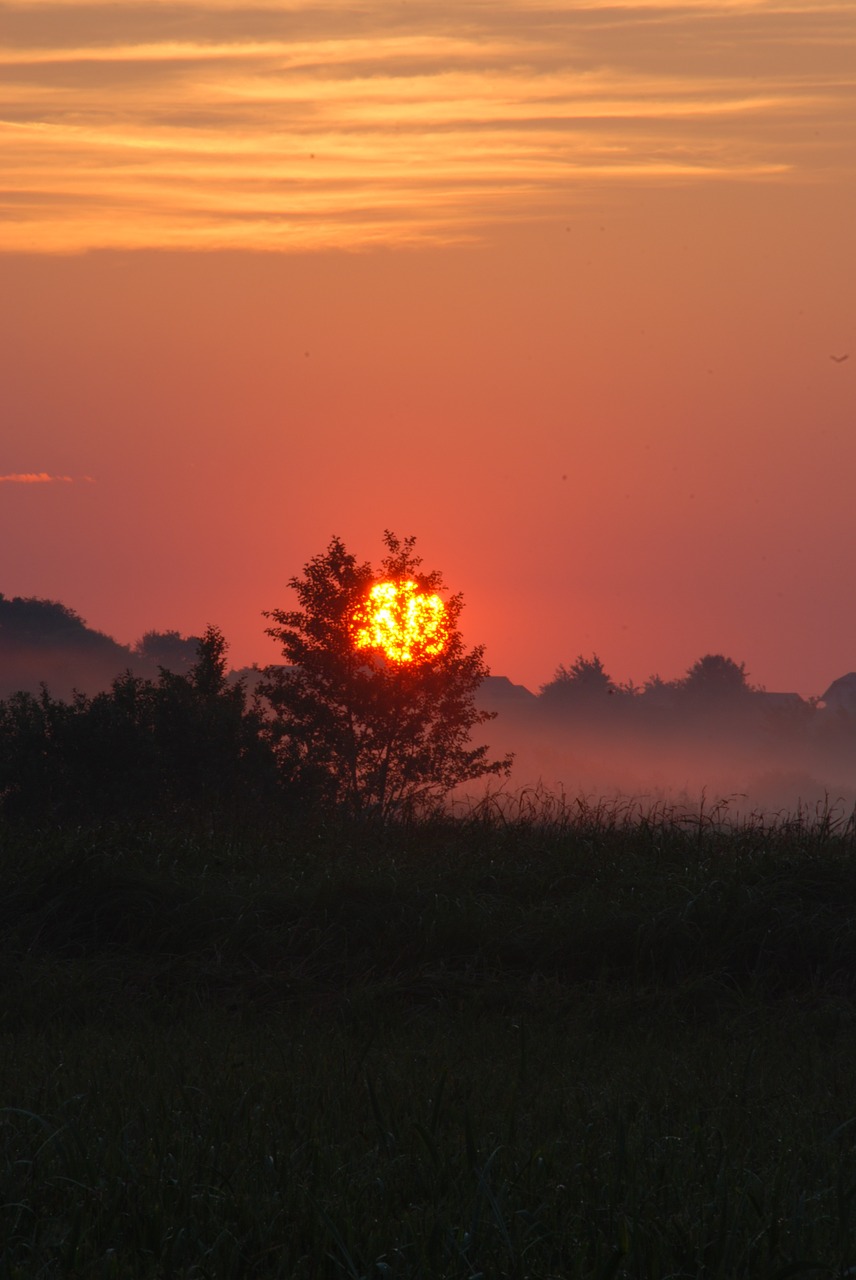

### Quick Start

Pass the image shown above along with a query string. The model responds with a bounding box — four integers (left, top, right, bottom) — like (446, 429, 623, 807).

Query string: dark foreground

(3, 799, 856, 1278)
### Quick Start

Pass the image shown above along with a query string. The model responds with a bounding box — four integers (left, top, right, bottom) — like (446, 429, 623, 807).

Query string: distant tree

(643, 674, 676, 696)
(0, 594, 130, 656)
(638, 673, 685, 704)
(259, 532, 511, 819)
(134, 629, 201, 675)
(0, 594, 139, 699)
(679, 654, 754, 702)
(540, 653, 616, 703)
(0, 594, 88, 648)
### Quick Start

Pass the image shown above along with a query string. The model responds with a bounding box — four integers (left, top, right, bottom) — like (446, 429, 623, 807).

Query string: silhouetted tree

(260, 532, 511, 819)
(149, 626, 276, 814)
(642, 674, 680, 698)
(0, 594, 128, 655)
(679, 654, 753, 702)
(0, 594, 86, 648)
(0, 594, 137, 699)
(0, 626, 278, 824)
(134, 629, 201, 675)
(540, 654, 616, 703)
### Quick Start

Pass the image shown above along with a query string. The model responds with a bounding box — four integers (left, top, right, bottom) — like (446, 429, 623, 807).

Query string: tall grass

(3, 798, 856, 1277)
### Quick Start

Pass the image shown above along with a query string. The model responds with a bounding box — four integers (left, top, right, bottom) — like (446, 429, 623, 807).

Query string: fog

(473, 678, 856, 823)
(0, 645, 127, 703)
(3, 593, 855, 823)
(0, 596, 201, 700)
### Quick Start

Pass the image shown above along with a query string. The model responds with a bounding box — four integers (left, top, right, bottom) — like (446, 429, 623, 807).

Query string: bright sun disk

(351, 579, 447, 664)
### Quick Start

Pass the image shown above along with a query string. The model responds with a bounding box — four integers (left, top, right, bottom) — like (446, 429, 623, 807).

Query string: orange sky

(1, 0, 855, 697)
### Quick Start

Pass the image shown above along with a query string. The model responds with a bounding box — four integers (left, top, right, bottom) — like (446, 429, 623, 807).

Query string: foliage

(642, 672, 680, 696)
(0, 627, 278, 823)
(0, 592, 131, 656)
(540, 652, 616, 701)
(133, 627, 201, 674)
(260, 531, 511, 819)
(0, 593, 87, 646)
(0, 593, 141, 700)
(679, 652, 754, 700)
(541, 653, 757, 710)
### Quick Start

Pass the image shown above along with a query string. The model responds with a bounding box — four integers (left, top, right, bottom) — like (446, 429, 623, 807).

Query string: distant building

(754, 692, 809, 713)
(820, 673, 856, 714)
(476, 675, 537, 709)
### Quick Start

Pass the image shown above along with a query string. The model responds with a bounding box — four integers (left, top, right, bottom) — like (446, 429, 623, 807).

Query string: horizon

(4, 585, 855, 817)
(1, 585, 853, 703)
(2, 1, 855, 704)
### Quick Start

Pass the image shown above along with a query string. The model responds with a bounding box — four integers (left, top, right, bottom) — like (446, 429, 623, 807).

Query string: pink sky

(1, 0, 855, 698)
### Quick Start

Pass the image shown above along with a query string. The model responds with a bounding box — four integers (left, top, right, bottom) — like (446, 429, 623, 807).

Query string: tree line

(539, 652, 758, 706)
(0, 534, 509, 826)
(2, 535, 849, 826)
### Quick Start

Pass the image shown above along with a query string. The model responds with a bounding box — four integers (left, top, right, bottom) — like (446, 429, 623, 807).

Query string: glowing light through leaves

(352, 579, 448, 664)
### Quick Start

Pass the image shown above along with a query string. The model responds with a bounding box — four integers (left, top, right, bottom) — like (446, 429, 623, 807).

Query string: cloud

(1, 0, 853, 252)
(0, 473, 93, 484)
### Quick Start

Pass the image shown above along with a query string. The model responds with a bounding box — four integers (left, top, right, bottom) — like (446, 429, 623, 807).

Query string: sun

(351, 579, 448, 664)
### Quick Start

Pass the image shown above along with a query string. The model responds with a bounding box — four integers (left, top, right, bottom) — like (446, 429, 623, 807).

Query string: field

(3, 797, 856, 1278)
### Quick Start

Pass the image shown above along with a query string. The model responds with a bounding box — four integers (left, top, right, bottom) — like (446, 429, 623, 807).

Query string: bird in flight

(830, 353, 849, 363)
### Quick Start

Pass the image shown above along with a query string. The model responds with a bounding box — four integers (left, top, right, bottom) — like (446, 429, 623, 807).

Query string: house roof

(820, 672, 856, 706)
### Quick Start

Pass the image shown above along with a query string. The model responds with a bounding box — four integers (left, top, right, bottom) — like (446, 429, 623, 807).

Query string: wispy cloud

(0, 473, 94, 484)
(1, 1, 853, 252)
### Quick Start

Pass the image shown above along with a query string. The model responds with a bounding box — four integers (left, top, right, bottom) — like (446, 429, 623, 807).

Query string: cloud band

(0, 473, 94, 484)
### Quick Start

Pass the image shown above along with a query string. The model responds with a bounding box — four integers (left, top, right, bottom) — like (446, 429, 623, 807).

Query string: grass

(3, 798, 856, 1277)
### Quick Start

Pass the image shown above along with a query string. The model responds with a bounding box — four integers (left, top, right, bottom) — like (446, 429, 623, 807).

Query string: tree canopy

(134, 629, 202, 674)
(0, 626, 277, 823)
(0, 594, 128, 655)
(680, 653, 754, 700)
(541, 653, 615, 700)
(260, 532, 511, 819)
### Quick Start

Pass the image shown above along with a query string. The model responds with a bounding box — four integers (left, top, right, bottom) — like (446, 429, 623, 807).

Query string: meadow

(3, 795, 856, 1278)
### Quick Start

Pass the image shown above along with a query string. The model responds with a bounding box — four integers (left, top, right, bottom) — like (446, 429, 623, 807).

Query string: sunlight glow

(352, 580, 448, 665)
(2, 0, 852, 252)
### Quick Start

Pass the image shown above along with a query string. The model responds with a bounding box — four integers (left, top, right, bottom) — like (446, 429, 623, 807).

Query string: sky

(1, 0, 855, 699)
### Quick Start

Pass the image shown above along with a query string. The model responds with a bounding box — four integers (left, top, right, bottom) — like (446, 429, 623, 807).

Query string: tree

(149, 626, 277, 814)
(0, 594, 91, 648)
(134, 629, 201, 675)
(0, 626, 278, 823)
(259, 532, 511, 819)
(539, 653, 616, 703)
(0, 593, 136, 700)
(0, 594, 127, 655)
(679, 654, 753, 702)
